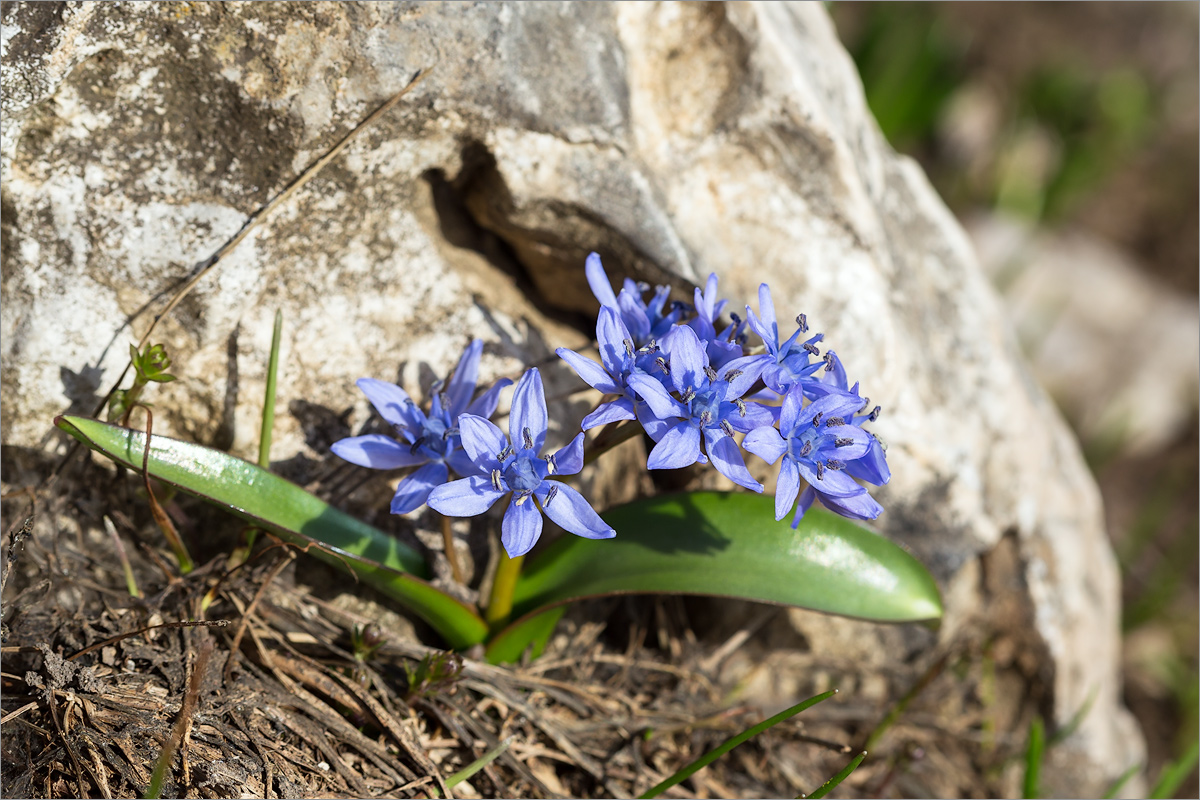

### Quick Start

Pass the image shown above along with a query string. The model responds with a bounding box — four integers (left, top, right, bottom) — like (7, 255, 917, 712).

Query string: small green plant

(108, 343, 177, 425)
(403, 650, 465, 701)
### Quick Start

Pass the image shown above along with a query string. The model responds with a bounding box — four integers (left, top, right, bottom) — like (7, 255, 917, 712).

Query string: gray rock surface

(1, 1, 1143, 791)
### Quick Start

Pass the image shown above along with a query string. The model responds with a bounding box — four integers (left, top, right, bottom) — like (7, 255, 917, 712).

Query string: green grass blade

(1149, 737, 1199, 799)
(258, 309, 283, 469)
(493, 492, 942, 661)
(445, 736, 514, 790)
(55, 415, 489, 649)
(1023, 715, 1045, 799)
(1104, 763, 1142, 799)
(638, 689, 838, 799)
(484, 605, 564, 665)
(804, 750, 867, 799)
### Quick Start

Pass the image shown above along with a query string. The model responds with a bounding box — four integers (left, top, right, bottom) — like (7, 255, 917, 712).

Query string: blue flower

(743, 386, 883, 526)
(687, 272, 746, 369)
(745, 283, 826, 395)
(331, 340, 512, 514)
(628, 325, 774, 491)
(427, 368, 615, 558)
(806, 350, 891, 485)
(555, 306, 642, 430)
(585, 252, 684, 348)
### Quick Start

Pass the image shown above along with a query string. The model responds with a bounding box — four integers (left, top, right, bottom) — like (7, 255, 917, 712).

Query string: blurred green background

(830, 2, 1198, 797)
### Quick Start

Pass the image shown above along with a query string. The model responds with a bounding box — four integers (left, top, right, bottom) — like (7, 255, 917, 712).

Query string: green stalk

(486, 552, 524, 631)
(258, 310, 283, 469)
(244, 310, 283, 556)
(804, 750, 867, 799)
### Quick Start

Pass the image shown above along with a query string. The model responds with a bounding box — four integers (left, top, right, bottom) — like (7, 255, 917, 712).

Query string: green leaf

(498, 492, 941, 659)
(54, 415, 489, 649)
(484, 605, 564, 665)
(1023, 715, 1045, 799)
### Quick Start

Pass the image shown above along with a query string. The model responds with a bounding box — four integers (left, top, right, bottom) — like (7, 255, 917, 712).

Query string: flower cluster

(557, 254, 890, 527)
(332, 253, 891, 559)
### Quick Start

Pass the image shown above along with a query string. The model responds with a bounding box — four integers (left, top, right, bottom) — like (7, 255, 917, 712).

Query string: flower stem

(584, 419, 642, 466)
(440, 512, 465, 584)
(485, 551, 524, 631)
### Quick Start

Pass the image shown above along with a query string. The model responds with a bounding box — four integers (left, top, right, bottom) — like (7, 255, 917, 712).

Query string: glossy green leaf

(492, 491, 941, 661)
(55, 415, 489, 649)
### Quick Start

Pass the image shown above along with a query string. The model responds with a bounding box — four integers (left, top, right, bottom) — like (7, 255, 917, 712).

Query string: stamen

(730, 312, 742, 325)
(699, 410, 713, 426)
(544, 484, 559, 506)
(409, 437, 426, 455)
(497, 445, 514, 462)
(546, 454, 557, 475)
(623, 338, 635, 357)
(825, 459, 845, 470)
(704, 365, 718, 382)
(869, 406, 882, 422)
(522, 427, 534, 450)
(812, 412, 824, 428)
(724, 368, 744, 381)
(799, 441, 813, 457)
(639, 338, 658, 354)
(835, 437, 854, 447)
(823, 352, 835, 371)
(816, 461, 825, 480)
(824, 416, 845, 427)
(514, 492, 530, 506)
(734, 398, 747, 417)
(636, 280, 651, 293)
(859, 396, 870, 411)
(802, 341, 820, 356)
(656, 356, 670, 374)
(681, 387, 696, 403)
(796, 313, 808, 332)
(720, 420, 734, 437)
(490, 469, 503, 491)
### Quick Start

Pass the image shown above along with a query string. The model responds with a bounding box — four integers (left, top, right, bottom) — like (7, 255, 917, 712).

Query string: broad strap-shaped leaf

(55, 415, 489, 649)
(488, 491, 941, 662)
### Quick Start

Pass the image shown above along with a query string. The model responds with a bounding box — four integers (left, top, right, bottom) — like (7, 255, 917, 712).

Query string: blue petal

(445, 340, 482, 419)
(582, 398, 635, 430)
(742, 426, 786, 464)
(391, 462, 450, 514)
(846, 435, 891, 485)
(703, 428, 763, 492)
(745, 305, 776, 353)
(719, 355, 767, 398)
(756, 283, 778, 344)
(628, 373, 687, 420)
(457, 414, 508, 471)
(775, 458, 800, 521)
(636, 400, 671, 442)
(790, 485, 817, 528)
(502, 497, 544, 558)
(556, 347, 620, 394)
(819, 489, 884, 521)
(550, 433, 585, 476)
(647, 421, 701, 470)
(357, 378, 422, 431)
(825, 424, 872, 460)
(539, 482, 615, 540)
(664, 325, 707, 395)
(428, 476, 507, 516)
(596, 306, 633, 378)
(331, 434, 425, 469)
(447, 448, 484, 479)
(821, 349, 849, 390)
(464, 377, 513, 419)
(721, 400, 774, 434)
(510, 368, 548, 453)
(796, 461, 864, 498)
(617, 290, 651, 343)
(780, 385, 805, 433)
(586, 252, 618, 308)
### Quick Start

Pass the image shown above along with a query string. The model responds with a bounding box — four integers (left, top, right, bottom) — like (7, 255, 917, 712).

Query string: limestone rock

(1, 1, 1142, 791)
